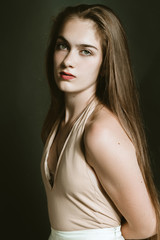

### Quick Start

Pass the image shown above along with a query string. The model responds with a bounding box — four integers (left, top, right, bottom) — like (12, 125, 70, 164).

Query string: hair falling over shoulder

(41, 4, 160, 239)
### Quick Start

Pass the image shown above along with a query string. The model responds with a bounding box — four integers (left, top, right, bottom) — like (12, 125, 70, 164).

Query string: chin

(57, 82, 75, 93)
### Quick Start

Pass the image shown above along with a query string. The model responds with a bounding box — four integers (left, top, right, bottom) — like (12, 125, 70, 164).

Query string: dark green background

(1, 0, 160, 239)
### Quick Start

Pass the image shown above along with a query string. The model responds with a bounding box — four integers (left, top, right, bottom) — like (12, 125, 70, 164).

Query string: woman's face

(53, 17, 103, 96)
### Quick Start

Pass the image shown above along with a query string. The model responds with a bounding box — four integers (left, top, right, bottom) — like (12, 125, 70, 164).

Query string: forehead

(58, 17, 101, 47)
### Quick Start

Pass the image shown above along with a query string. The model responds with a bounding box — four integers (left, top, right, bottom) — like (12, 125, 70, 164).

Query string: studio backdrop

(1, 0, 160, 239)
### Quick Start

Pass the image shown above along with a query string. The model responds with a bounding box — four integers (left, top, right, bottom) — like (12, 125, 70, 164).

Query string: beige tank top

(41, 99, 121, 231)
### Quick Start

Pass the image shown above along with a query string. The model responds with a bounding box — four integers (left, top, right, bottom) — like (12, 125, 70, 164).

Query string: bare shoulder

(84, 105, 136, 166)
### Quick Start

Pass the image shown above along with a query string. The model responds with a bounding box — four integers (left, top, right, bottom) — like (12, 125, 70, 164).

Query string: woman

(41, 4, 160, 240)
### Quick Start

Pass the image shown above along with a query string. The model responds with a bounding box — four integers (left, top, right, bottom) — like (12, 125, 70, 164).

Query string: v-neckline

(44, 97, 96, 190)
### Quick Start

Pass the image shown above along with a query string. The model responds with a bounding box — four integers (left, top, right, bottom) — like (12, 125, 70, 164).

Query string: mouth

(60, 71, 76, 80)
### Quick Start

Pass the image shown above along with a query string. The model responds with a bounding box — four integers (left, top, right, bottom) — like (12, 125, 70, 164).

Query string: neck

(64, 91, 95, 124)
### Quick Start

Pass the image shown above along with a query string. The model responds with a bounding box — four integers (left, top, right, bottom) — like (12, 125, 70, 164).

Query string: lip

(60, 71, 76, 80)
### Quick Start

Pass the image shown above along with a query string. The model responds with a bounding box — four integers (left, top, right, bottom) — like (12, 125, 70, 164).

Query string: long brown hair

(42, 4, 160, 239)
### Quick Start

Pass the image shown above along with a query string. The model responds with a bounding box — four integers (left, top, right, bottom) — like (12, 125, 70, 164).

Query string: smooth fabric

(48, 226, 124, 240)
(41, 98, 122, 231)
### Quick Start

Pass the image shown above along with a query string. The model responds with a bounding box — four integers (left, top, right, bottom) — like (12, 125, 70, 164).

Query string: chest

(51, 131, 92, 195)
(47, 122, 75, 175)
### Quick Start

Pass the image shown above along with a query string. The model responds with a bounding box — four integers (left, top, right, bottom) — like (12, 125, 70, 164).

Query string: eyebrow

(57, 36, 98, 51)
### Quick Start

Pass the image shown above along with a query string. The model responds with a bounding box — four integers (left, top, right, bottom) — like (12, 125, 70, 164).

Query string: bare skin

(84, 106, 156, 239)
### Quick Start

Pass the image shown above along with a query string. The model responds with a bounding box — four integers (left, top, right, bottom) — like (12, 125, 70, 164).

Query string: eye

(81, 49, 92, 56)
(56, 42, 68, 51)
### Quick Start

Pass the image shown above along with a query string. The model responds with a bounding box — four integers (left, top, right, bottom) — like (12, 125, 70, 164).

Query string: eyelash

(56, 43, 68, 51)
(80, 50, 92, 56)
(55, 43, 92, 56)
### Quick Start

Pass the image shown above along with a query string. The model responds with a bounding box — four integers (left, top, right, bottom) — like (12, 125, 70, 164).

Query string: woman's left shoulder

(85, 105, 134, 153)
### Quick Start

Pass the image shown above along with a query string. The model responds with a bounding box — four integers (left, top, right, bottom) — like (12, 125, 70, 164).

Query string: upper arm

(84, 116, 156, 235)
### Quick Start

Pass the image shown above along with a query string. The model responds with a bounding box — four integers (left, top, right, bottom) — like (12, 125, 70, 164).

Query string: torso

(41, 99, 122, 231)
(47, 105, 98, 179)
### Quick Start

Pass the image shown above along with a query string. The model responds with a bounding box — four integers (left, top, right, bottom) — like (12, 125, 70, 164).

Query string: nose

(63, 50, 76, 68)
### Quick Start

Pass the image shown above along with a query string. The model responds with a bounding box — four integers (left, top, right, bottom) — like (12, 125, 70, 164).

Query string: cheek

(79, 62, 101, 85)
(53, 52, 59, 67)
(53, 51, 64, 66)
(53, 53, 60, 79)
(81, 58, 102, 76)
(53, 53, 57, 70)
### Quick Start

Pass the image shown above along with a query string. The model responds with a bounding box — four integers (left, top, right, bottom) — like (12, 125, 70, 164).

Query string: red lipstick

(60, 71, 75, 80)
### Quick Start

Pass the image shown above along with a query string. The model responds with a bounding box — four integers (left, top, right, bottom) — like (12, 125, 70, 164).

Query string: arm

(84, 113, 156, 239)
